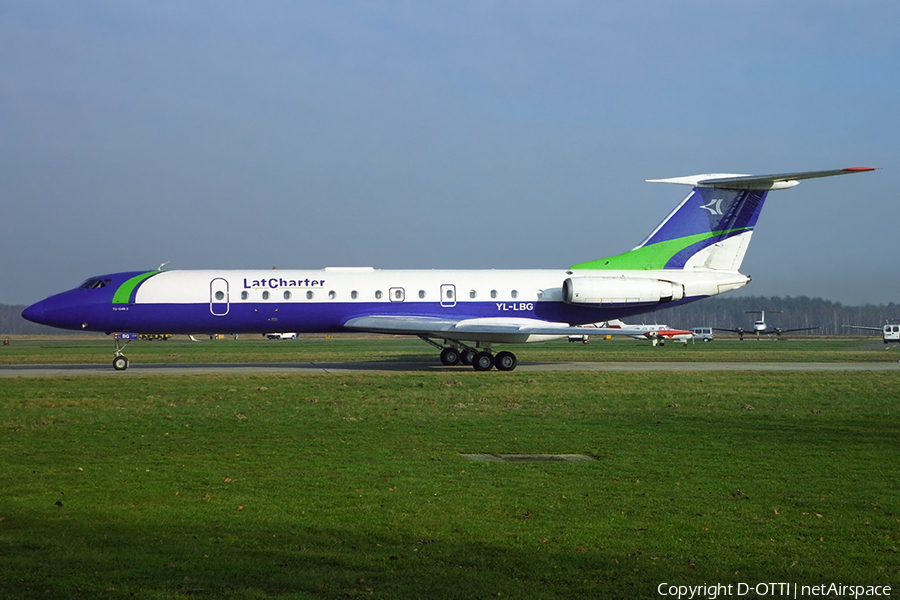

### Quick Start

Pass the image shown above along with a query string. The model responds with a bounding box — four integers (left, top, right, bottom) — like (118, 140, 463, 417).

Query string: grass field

(0, 334, 897, 366)
(1, 339, 899, 599)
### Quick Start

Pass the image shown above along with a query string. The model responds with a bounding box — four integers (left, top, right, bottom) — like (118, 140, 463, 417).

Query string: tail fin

(571, 168, 875, 272)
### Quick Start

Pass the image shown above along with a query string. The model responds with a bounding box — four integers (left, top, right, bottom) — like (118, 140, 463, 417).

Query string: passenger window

(351, 291, 359, 300)
(469, 290, 477, 299)
(262, 291, 270, 300)
(536, 290, 543, 299)
(375, 290, 383, 299)
(511, 290, 519, 299)
(306, 291, 314, 300)
(490, 290, 498, 299)
(328, 290, 336, 299)
(446, 289, 454, 299)
(215, 291, 225, 301)
(283, 291, 292, 300)
(241, 291, 249, 300)
(418, 290, 426, 299)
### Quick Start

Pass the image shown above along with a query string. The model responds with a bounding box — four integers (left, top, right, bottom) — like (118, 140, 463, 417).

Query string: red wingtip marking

(844, 167, 876, 172)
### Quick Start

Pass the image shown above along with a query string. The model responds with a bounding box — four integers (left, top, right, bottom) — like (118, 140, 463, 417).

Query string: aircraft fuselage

(24, 267, 750, 335)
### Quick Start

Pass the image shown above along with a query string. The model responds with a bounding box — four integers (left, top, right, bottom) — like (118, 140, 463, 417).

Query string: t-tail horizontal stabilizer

(572, 167, 876, 272)
(647, 167, 876, 190)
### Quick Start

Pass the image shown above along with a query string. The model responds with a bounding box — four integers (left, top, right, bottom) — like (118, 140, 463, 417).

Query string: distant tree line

(2, 297, 898, 336)
(648, 296, 900, 335)
(0, 305, 68, 335)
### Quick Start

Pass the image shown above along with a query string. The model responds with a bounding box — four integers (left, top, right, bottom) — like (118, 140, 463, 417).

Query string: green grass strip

(1, 371, 898, 598)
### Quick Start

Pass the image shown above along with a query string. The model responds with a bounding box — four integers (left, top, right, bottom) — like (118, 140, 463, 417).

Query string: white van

(691, 327, 714, 342)
(882, 324, 900, 343)
(266, 332, 298, 340)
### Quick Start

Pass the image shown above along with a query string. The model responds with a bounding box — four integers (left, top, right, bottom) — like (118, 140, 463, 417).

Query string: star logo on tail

(700, 198, 724, 215)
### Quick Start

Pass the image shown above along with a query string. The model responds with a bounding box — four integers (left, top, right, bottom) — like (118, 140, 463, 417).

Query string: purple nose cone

(21, 301, 46, 325)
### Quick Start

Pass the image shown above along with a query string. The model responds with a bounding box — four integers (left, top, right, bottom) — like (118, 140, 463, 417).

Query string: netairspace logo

(657, 582, 892, 599)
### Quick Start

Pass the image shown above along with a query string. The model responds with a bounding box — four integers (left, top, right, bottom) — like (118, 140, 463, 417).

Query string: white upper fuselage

(135, 267, 750, 318)
(137, 268, 749, 304)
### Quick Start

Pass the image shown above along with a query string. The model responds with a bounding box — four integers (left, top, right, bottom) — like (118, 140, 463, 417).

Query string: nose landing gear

(112, 333, 138, 371)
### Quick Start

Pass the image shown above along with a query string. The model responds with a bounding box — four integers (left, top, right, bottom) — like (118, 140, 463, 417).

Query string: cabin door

(210, 278, 230, 316)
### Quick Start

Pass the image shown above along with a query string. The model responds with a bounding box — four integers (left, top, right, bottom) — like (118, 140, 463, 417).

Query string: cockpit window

(79, 278, 111, 289)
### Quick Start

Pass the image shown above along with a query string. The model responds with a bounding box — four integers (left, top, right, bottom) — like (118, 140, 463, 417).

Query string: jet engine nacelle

(563, 277, 685, 305)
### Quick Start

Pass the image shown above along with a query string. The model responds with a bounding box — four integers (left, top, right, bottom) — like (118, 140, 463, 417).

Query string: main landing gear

(424, 338, 518, 371)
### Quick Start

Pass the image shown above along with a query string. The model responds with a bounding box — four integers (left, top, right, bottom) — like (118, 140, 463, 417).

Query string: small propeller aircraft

(716, 310, 819, 340)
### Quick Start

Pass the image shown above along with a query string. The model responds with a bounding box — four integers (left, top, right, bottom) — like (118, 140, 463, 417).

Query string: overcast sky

(2, 1, 897, 306)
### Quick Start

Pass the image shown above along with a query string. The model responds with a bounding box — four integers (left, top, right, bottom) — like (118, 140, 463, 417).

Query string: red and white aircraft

(606, 319, 693, 346)
(572, 319, 693, 346)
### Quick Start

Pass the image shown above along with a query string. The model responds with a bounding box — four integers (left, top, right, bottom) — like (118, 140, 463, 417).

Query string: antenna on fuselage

(157, 261, 171, 271)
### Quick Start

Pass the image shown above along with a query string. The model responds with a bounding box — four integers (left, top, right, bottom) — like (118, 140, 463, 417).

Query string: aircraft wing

(649, 329, 693, 338)
(843, 325, 884, 332)
(343, 315, 649, 343)
(777, 326, 820, 334)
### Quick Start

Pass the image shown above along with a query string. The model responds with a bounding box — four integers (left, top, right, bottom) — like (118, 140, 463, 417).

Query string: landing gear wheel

(113, 355, 129, 371)
(440, 347, 461, 366)
(472, 351, 494, 372)
(494, 351, 517, 371)
(460, 349, 476, 366)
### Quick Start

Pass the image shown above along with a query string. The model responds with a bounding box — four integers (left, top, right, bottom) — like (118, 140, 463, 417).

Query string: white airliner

(21, 167, 874, 371)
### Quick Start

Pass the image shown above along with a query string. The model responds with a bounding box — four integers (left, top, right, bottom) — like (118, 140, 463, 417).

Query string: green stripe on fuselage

(570, 228, 748, 270)
(112, 271, 160, 304)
